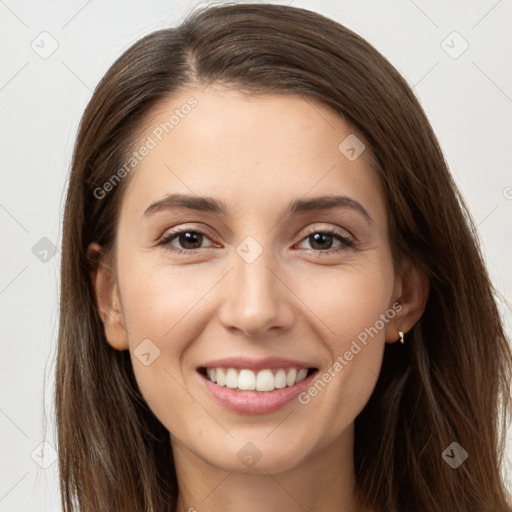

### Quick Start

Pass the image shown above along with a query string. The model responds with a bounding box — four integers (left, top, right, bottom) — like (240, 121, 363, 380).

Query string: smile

(197, 360, 319, 414)
(200, 366, 316, 392)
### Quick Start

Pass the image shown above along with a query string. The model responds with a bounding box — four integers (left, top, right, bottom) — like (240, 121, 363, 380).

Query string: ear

(87, 242, 129, 350)
(385, 258, 430, 343)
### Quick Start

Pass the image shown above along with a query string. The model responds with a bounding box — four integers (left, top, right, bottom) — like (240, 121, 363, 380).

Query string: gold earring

(398, 330, 405, 344)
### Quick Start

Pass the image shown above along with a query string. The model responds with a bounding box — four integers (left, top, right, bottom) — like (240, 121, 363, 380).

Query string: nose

(217, 244, 295, 338)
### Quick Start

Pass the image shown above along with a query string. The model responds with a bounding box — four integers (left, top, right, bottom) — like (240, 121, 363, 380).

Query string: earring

(398, 329, 405, 344)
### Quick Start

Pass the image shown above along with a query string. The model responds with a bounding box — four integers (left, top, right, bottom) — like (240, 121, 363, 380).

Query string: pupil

(181, 231, 202, 249)
(311, 233, 332, 250)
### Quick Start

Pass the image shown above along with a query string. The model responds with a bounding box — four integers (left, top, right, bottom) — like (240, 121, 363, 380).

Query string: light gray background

(1, 0, 511, 510)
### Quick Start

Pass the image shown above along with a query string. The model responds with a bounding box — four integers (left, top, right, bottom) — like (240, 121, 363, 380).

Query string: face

(101, 84, 404, 474)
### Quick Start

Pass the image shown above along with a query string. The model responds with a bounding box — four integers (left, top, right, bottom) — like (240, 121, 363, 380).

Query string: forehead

(120, 85, 385, 220)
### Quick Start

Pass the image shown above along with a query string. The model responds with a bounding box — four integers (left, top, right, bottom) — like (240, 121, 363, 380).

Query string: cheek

(119, 266, 205, 436)
(119, 259, 207, 346)
(117, 259, 224, 420)
(292, 261, 394, 423)
(296, 256, 394, 348)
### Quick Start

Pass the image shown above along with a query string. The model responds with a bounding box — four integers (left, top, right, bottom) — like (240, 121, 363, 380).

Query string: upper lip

(199, 356, 318, 372)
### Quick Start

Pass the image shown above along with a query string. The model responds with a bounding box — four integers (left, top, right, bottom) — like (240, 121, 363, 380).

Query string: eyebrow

(143, 193, 372, 223)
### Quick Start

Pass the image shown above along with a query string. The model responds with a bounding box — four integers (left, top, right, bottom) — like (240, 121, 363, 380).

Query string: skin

(89, 84, 429, 512)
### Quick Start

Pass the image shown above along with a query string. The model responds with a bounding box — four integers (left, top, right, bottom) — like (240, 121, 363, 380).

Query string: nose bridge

(218, 235, 292, 336)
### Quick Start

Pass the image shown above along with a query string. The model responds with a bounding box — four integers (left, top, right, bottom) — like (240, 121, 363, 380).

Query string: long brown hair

(56, 3, 512, 511)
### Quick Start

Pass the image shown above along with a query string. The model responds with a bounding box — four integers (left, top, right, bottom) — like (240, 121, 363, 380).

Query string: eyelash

(158, 227, 355, 255)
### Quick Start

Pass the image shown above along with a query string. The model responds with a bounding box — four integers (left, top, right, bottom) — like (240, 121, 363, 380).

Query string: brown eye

(308, 233, 335, 250)
(175, 231, 204, 250)
(159, 228, 215, 254)
(297, 230, 354, 252)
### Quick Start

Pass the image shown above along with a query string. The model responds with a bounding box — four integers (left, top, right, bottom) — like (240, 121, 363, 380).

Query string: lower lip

(198, 370, 317, 414)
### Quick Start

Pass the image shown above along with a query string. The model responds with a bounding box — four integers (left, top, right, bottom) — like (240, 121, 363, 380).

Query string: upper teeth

(206, 367, 309, 392)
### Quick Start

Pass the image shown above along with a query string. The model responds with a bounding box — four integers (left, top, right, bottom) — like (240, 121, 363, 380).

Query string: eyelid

(295, 223, 355, 242)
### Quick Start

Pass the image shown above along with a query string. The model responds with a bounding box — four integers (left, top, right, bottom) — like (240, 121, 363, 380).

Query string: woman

(55, 3, 512, 511)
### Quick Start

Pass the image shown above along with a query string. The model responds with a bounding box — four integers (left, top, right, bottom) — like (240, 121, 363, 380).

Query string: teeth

(286, 368, 297, 386)
(204, 367, 312, 392)
(225, 368, 238, 389)
(274, 369, 287, 389)
(296, 368, 308, 383)
(238, 369, 256, 390)
(216, 368, 226, 386)
(256, 369, 274, 392)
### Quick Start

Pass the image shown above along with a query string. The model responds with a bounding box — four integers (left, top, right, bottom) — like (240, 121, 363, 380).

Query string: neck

(172, 423, 366, 512)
